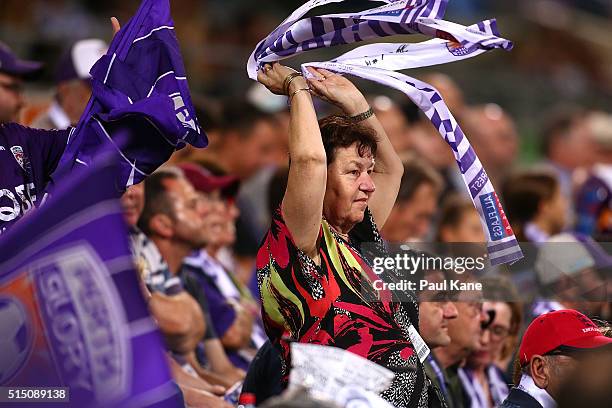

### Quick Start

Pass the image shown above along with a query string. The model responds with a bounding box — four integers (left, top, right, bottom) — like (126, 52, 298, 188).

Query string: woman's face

(468, 301, 512, 368)
(323, 144, 375, 230)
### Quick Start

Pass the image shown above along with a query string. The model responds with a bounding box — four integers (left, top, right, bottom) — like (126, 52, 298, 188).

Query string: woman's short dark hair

(502, 171, 559, 239)
(318, 114, 378, 165)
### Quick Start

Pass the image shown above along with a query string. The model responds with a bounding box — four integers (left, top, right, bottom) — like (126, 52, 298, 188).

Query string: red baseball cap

(177, 162, 239, 196)
(519, 309, 612, 366)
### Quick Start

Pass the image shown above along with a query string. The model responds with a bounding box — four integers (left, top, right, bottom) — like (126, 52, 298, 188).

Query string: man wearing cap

(0, 42, 43, 124)
(0, 22, 119, 236)
(31, 39, 107, 129)
(0, 42, 72, 235)
(501, 309, 612, 408)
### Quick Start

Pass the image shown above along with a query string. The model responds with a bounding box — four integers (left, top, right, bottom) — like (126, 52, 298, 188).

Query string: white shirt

(516, 374, 556, 408)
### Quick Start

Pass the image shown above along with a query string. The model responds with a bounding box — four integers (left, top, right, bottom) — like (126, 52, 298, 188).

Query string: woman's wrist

(341, 98, 370, 117)
(287, 77, 308, 94)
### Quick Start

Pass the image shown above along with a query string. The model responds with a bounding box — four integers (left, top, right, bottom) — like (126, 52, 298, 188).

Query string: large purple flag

(0, 155, 182, 407)
(49, 0, 206, 193)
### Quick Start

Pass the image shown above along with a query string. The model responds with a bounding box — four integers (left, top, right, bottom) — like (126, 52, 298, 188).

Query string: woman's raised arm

(258, 63, 326, 259)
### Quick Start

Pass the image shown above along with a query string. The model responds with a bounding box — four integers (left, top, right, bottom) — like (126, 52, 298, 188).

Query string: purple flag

(0, 155, 182, 407)
(49, 0, 207, 193)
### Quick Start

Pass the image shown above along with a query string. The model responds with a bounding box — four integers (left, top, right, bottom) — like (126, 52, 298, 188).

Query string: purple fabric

(0, 123, 70, 235)
(182, 264, 252, 370)
(0, 41, 43, 77)
(188, 268, 237, 338)
(575, 174, 611, 237)
(48, 0, 207, 194)
(0, 154, 182, 407)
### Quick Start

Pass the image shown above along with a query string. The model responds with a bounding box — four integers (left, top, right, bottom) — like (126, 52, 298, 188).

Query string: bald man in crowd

(461, 104, 519, 190)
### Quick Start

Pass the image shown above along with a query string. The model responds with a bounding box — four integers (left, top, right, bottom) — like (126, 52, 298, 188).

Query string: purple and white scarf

(248, 0, 522, 265)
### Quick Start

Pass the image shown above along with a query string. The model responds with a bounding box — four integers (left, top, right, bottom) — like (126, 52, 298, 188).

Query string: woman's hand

(306, 67, 369, 116)
(257, 62, 308, 95)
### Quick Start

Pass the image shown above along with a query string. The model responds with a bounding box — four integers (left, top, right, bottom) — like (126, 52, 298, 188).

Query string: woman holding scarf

(255, 62, 441, 407)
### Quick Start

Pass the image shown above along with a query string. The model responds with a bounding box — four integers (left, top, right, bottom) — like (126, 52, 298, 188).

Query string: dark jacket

(424, 355, 453, 408)
(500, 387, 544, 408)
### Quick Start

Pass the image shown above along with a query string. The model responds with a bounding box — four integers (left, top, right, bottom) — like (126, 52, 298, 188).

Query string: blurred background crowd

(1, 0, 611, 407)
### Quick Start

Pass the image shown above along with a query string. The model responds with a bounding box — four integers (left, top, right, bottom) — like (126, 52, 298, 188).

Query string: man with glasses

(460, 300, 515, 407)
(501, 309, 612, 408)
(433, 281, 492, 408)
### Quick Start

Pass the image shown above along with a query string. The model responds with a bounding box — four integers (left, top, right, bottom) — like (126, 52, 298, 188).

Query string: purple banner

(0, 155, 182, 407)
(49, 0, 207, 194)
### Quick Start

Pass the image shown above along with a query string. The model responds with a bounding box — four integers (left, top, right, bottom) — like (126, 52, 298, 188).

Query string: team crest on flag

(0, 154, 182, 407)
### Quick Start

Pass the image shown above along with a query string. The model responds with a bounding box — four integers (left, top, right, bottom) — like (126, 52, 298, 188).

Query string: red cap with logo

(519, 309, 612, 366)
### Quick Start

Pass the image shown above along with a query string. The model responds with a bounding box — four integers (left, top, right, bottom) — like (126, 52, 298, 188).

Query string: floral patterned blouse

(256, 208, 434, 408)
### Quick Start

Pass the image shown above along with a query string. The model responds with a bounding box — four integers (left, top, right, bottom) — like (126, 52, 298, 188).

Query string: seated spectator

(381, 156, 443, 242)
(532, 232, 608, 319)
(461, 104, 519, 191)
(418, 269, 459, 407)
(433, 281, 490, 408)
(369, 95, 412, 156)
(31, 38, 107, 129)
(120, 181, 229, 407)
(0, 41, 42, 124)
(501, 309, 612, 408)
(122, 183, 203, 353)
(206, 101, 281, 287)
(460, 279, 523, 407)
(438, 195, 486, 243)
(502, 171, 568, 243)
(179, 162, 267, 371)
(420, 73, 466, 120)
(539, 105, 593, 213)
(557, 320, 612, 408)
(410, 116, 460, 199)
(483, 279, 523, 376)
(137, 168, 245, 397)
(437, 195, 488, 264)
(575, 111, 612, 239)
